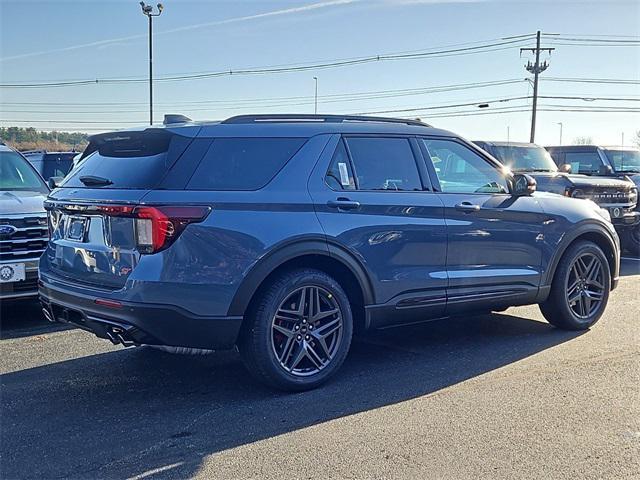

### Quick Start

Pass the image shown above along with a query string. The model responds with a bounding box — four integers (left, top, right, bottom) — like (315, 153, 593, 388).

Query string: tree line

(0, 127, 89, 151)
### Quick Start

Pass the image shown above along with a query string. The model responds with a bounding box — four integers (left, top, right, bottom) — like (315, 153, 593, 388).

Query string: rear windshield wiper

(79, 175, 113, 187)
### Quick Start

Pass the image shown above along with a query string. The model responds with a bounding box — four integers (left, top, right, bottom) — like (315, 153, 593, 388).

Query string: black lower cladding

(39, 284, 243, 350)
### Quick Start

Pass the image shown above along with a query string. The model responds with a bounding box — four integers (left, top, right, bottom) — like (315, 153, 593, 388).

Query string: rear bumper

(39, 281, 243, 350)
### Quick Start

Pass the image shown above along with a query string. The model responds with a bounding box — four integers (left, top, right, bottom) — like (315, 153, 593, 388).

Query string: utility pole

(313, 76, 318, 114)
(557, 122, 563, 145)
(140, 2, 164, 125)
(521, 31, 554, 143)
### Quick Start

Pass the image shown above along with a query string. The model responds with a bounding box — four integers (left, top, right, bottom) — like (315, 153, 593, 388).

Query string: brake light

(97, 205, 210, 253)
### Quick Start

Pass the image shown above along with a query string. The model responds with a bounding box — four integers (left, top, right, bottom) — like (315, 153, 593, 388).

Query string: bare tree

(573, 136, 593, 145)
(634, 130, 640, 148)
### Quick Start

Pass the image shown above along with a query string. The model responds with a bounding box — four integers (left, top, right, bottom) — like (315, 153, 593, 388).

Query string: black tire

(622, 226, 640, 257)
(539, 240, 610, 330)
(238, 268, 353, 391)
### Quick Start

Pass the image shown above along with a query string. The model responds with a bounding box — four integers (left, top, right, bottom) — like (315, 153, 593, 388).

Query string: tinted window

(564, 152, 603, 174)
(603, 149, 640, 173)
(187, 138, 306, 191)
(63, 131, 187, 189)
(422, 139, 508, 194)
(492, 145, 557, 172)
(325, 140, 355, 190)
(0, 151, 48, 193)
(345, 137, 422, 191)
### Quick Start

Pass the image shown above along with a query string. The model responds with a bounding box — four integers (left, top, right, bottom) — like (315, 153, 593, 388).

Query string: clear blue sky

(0, 0, 638, 145)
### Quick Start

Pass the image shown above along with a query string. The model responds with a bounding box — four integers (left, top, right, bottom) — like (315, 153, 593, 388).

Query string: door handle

(454, 202, 480, 213)
(327, 198, 361, 210)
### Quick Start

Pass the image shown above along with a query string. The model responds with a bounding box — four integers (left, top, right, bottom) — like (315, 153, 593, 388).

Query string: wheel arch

(543, 223, 619, 292)
(228, 240, 375, 331)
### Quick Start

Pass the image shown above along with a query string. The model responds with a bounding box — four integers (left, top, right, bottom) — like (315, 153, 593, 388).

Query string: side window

(325, 140, 356, 190)
(564, 152, 602, 174)
(345, 137, 422, 191)
(422, 139, 509, 194)
(187, 137, 306, 191)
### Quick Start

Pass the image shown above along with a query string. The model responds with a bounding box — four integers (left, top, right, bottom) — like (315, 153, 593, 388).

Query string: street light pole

(140, 2, 164, 125)
(557, 122, 563, 145)
(313, 76, 318, 114)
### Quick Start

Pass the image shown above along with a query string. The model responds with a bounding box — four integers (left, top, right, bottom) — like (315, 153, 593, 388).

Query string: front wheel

(539, 241, 611, 330)
(238, 269, 353, 391)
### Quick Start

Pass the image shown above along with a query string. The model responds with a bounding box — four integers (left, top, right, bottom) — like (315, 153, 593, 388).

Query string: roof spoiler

(163, 114, 192, 125)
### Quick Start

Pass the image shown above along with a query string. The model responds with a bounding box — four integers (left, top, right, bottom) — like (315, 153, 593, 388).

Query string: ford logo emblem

(0, 224, 18, 236)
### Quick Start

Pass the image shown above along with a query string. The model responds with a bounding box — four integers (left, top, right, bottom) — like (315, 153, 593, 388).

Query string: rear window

(62, 131, 189, 189)
(186, 138, 306, 191)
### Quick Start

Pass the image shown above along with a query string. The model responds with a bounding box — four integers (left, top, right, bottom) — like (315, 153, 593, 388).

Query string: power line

(0, 37, 536, 89)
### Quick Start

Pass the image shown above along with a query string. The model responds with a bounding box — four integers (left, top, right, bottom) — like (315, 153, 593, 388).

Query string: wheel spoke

(582, 292, 592, 316)
(305, 343, 325, 369)
(316, 317, 341, 338)
(273, 323, 295, 338)
(278, 335, 295, 363)
(568, 289, 582, 304)
(287, 341, 307, 371)
(584, 289, 603, 300)
(312, 307, 339, 322)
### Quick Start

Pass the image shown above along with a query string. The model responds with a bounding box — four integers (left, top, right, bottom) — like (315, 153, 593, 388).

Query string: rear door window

(344, 137, 422, 191)
(186, 138, 306, 191)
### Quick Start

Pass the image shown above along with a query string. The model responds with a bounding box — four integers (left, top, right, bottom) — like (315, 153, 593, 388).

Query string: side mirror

(558, 163, 572, 174)
(599, 164, 614, 175)
(512, 173, 536, 196)
(48, 176, 63, 189)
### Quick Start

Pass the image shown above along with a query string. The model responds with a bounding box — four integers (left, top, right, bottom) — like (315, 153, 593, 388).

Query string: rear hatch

(43, 127, 207, 290)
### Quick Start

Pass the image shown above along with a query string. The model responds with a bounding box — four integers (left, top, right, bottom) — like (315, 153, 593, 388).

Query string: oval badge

(0, 224, 18, 236)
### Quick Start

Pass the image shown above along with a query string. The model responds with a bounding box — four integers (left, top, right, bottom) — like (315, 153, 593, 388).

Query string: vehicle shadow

(1, 312, 583, 479)
(0, 301, 73, 340)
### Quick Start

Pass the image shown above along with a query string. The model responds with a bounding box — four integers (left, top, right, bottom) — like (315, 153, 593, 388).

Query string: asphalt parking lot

(1, 258, 639, 480)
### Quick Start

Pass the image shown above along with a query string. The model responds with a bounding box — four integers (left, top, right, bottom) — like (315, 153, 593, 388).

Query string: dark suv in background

(22, 150, 76, 183)
(546, 145, 640, 255)
(474, 141, 639, 254)
(40, 115, 620, 390)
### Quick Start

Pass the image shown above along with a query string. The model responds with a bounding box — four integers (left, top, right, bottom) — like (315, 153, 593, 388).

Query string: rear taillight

(97, 205, 210, 253)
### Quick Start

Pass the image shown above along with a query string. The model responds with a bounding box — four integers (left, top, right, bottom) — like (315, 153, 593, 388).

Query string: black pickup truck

(474, 141, 639, 255)
(546, 145, 640, 256)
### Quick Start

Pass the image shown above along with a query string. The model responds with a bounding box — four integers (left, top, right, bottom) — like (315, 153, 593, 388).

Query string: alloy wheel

(271, 285, 343, 376)
(566, 252, 605, 319)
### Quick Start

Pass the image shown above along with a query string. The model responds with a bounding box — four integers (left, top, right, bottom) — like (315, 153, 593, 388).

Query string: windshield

(604, 149, 640, 173)
(0, 151, 49, 193)
(491, 145, 558, 172)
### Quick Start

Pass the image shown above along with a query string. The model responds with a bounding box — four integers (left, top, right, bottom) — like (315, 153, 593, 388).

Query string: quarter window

(187, 137, 306, 191)
(422, 139, 508, 194)
(345, 137, 422, 191)
(325, 140, 356, 190)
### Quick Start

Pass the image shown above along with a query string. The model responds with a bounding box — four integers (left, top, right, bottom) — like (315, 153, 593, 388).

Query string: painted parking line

(621, 256, 640, 261)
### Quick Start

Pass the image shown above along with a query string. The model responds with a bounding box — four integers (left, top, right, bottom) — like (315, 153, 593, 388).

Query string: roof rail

(221, 114, 431, 127)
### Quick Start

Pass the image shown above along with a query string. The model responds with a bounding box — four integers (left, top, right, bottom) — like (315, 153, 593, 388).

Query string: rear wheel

(540, 241, 610, 330)
(239, 269, 353, 391)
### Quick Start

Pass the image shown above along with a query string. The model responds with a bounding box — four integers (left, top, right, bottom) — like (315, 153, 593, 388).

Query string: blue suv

(39, 114, 620, 390)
